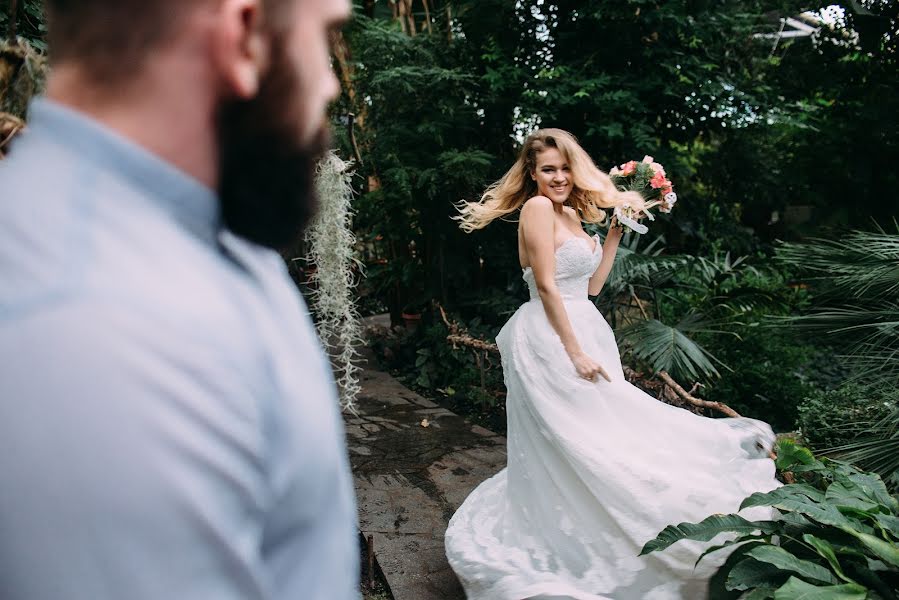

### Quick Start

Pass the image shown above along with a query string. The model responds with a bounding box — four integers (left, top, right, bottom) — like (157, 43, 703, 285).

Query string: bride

(445, 129, 781, 600)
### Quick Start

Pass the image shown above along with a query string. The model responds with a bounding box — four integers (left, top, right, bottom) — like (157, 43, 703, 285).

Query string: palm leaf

(620, 315, 727, 381)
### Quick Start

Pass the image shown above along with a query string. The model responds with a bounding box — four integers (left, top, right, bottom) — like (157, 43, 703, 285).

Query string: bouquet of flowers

(608, 155, 677, 234)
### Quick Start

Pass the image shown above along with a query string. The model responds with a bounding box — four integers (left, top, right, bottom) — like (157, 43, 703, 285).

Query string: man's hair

(44, 0, 290, 83)
(44, 0, 198, 81)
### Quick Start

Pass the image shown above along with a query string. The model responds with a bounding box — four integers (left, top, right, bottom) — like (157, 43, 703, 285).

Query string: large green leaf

(874, 514, 899, 540)
(740, 490, 859, 530)
(803, 534, 856, 584)
(740, 485, 828, 511)
(726, 557, 790, 591)
(640, 514, 779, 555)
(694, 535, 770, 568)
(825, 481, 882, 515)
(741, 589, 776, 600)
(746, 546, 838, 585)
(844, 471, 899, 513)
(710, 541, 768, 600)
(772, 576, 867, 600)
(846, 530, 899, 568)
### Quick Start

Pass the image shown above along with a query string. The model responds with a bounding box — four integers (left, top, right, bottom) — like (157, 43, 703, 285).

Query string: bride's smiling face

(532, 147, 572, 205)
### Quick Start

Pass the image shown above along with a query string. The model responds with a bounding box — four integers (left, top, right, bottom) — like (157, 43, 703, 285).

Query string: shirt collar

(26, 98, 221, 247)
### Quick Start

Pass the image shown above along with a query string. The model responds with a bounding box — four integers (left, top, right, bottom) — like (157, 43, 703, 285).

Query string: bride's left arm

(588, 222, 623, 296)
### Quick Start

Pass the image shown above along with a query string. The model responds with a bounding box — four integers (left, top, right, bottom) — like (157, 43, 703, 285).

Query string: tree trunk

(445, 4, 453, 42)
(421, 0, 433, 35)
(399, 0, 416, 36)
(330, 31, 362, 123)
(7, 0, 18, 41)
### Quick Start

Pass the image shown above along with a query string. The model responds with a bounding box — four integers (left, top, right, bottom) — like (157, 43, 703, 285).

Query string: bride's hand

(570, 351, 612, 382)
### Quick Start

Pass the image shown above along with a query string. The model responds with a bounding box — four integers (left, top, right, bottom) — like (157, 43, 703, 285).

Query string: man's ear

(210, 0, 270, 99)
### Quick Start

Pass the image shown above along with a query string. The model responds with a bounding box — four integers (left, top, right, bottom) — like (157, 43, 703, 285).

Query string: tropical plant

(641, 440, 899, 599)
(777, 223, 899, 487)
(596, 232, 805, 387)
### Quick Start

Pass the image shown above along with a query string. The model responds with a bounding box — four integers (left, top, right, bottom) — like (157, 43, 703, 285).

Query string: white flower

(642, 155, 654, 164)
(610, 166, 621, 175)
(664, 191, 677, 204)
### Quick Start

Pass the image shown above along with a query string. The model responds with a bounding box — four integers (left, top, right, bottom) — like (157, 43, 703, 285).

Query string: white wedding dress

(444, 234, 782, 600)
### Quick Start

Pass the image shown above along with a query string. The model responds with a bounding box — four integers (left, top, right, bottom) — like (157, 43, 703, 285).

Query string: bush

(701, 325, 817, 432)
(798, 383, 899, 451)
(370, 313, 506, 406)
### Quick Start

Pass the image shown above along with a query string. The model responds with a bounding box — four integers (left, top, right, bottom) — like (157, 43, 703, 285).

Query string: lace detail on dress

(522, 234, 602, 300)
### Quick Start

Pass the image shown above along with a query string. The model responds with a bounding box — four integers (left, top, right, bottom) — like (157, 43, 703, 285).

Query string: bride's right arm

(522, 197, 610, 382)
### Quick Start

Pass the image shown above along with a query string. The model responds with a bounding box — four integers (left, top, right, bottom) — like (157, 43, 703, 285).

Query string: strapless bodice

(522, 234, 602, 301)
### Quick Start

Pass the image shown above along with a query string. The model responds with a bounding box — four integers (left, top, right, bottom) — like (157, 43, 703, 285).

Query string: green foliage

(776, 225, 899, 388)
(338, 15, 507, 318)
(778, 224, 899, 486)
(641, 440, 899, 599)
(372, 314, 505, 409)
(702, 325, 816, 432)
(597, 237, 813, 426)
(341, 2, 896, 436)
(798, 384, 898, 452)
(1, 1, 47, 49)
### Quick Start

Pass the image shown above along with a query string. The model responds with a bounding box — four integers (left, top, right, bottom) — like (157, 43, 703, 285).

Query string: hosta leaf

(825, 482, 881, 514)
(694, 535, 769, 569)
(710, 541, 767, 600)
(740, 485, 826, 508)
(741, 589, 776, 600)
(741, 492, 857, 530)
(847, 530, 899, 568)
(746, 546, 838, 585)
(772, 576, 866, 600)
(640, 514, 779, 555)
(845, 472, 899, 513)
(779, 511, 815, 530)
(803, 534, 855, 584)
(874, 513, 899, 539)
(726, 558, 789, 591)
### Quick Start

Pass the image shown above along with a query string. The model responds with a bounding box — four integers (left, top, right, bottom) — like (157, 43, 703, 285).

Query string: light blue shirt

(0, 99, 359, 600)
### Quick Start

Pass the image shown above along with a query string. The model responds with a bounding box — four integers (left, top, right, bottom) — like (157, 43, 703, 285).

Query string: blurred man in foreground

(0, 1, 358, 598)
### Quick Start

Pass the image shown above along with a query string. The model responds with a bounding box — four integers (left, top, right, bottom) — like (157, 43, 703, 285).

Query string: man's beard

(217, 38, 330, 250)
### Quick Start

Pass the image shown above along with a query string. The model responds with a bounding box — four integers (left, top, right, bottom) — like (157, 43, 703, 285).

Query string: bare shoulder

(521, 195, 553, 220)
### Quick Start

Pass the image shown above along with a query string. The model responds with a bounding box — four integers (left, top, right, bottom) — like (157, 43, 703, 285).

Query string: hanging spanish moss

(306, 151, 364, 412)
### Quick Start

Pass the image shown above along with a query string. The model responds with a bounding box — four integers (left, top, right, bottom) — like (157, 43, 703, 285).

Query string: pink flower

(661, 185, 673, 196)
(621, 160, 637, 176)
(650, 162, 666, 176)
(642, 155, 654, 164)
(650, 171, 668, 189)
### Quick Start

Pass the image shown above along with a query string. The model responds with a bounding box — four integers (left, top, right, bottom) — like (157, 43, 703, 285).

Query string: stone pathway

(346, 317, 506, 600)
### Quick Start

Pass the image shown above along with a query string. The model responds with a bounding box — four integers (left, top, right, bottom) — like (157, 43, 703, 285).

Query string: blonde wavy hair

(456, 128, 644, 232)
